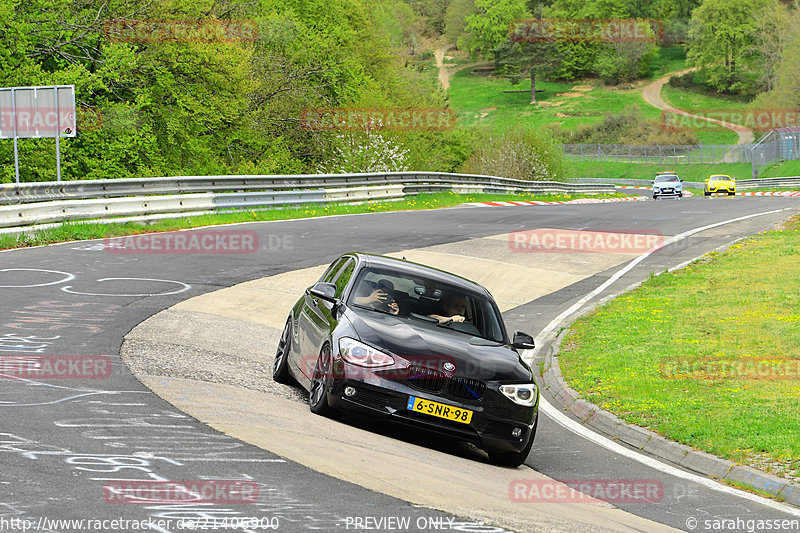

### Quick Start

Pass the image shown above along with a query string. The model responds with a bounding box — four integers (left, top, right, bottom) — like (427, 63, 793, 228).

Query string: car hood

(343, 307, 532, 382)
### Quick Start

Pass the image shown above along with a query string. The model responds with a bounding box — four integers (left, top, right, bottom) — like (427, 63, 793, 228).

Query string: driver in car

(429, 293, 467, 324)
(353, 278, 400, 315)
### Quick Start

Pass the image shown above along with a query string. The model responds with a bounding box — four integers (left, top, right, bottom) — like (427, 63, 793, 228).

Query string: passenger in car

(429, 293, 467, 324)
(353, 278, 400, 315)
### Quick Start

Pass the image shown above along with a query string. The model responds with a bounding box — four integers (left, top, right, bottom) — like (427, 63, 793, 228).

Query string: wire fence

(562, 144, 752, 164)
(562, 131, 800, 177)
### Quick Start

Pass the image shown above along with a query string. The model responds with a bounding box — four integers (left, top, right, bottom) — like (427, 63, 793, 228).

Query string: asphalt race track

(1, 194, 799, 533)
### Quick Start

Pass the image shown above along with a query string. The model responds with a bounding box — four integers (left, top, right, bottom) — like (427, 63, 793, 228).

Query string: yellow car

(704, 174, 736, 196)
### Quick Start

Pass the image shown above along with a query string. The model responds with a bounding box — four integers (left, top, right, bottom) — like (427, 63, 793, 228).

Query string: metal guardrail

(575, 178, 706, 189)
(577, 176, 800, 190)
(736, 176, 800, 189)
(0, 173, 615, 230)
(0, 172, 609, 206)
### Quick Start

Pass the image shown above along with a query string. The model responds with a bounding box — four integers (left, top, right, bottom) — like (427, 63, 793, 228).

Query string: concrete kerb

(533, 254, 800, 507)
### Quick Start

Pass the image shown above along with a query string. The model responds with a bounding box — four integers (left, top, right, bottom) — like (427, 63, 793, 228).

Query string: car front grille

(448, 377, 486, 401)
(407, 366, 486, 401)
(407, 365, 446, 392)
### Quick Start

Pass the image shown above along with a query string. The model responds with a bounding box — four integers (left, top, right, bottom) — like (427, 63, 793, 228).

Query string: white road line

(531, 207, 791, 342)
(537, 398, 800, 517)
(525, 206, 800, 516)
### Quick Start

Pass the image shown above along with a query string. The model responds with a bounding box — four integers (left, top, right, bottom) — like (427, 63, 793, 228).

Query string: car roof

(656, 170, 678, 174)
(709, 174, 732, 178)
(348, 252, 492, 297)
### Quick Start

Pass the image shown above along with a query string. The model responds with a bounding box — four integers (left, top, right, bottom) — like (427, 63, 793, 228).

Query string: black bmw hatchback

(273, 253, 539, 467)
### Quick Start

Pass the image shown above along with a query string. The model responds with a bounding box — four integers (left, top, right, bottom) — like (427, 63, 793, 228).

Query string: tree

(595, 24, 658, 84)
(686, 0, 773, 93)
(751, 1, 795, 93)
(463, 0, 530, 58)
(494, 39, 560, 103)
(445, 0, 476, 46)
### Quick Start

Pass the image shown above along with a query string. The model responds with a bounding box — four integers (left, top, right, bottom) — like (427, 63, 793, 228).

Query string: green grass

(761, 160, 800, 178)
(448, 68, 662, 133)
(447, 54, 740, 145)
(0, 191, 626, 251)
(661, 84, 750, 114)
(647, 46, 687, 80)
(558, 215, 800, 481)
(661, 84, 753, 144)
(566, 161, 752, 182)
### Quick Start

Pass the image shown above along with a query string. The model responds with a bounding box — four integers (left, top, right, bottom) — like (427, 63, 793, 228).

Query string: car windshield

(348, 267, 505, 343)
(710, 175, 730, 180)
(655, 175, 679, 183)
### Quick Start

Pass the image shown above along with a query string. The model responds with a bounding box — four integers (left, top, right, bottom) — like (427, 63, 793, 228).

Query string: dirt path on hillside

(435, 44, 488, 91)
(642, 67, 754, 145)
(435, 45, 452, 90)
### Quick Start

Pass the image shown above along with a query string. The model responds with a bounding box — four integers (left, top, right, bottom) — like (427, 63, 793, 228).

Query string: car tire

(652, 194, 658, 200)
(704, 191, 711, 196)
(309, 344, 340, 418)
(487, 414, 538, 468)
(273, 319, 295, 385)
(729, 192, 735, 196)
(679, 192, 683, 198)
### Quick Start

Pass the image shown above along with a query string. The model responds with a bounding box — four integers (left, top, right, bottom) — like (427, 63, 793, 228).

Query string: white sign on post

(0, 86, 76, 139)
(0, 85, 76, 182)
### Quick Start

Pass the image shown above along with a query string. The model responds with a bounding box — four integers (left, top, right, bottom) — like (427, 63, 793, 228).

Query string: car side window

(332, 260, 355, 298)
(321, 257, 348, 283)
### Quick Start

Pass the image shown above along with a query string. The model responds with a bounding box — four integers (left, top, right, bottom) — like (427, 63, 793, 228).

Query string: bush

(595, 41, 658, 85)
(459, 127, 565, 181)
(557, 106, 700, 145)
(401, 127, 483, 172)
(318, 131, 410, 173)
(669, 71, 757, 100)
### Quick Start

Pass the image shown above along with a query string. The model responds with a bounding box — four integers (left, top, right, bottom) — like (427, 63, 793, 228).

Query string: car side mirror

(512, 331, 535, 349)
(308, 282, 337, 302)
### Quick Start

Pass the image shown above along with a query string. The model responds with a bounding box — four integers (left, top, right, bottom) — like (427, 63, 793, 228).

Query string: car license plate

(407, 396, 473, 424)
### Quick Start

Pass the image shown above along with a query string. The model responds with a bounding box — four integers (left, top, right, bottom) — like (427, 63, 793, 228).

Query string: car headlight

(499, 383, 538, 407)
(338, 337, 394, 367)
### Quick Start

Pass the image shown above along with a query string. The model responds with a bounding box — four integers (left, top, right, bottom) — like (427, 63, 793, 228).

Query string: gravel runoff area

(121, 308, 306, 404)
